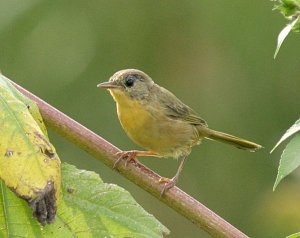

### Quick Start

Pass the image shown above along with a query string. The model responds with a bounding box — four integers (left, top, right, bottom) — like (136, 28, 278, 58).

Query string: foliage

(272, 3, 300, 238)
(272, 1, 300, 191)
(287, 232, 300, 238)
(0, 163, 169, 238)
(272, 119, 300, 190)
(0, 74, 61, 224)
(0, 164, 169, 238)
(273, 0, 300, 57)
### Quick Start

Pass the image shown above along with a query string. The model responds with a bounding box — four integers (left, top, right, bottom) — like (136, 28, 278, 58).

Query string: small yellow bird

(98, 69, 262, 195)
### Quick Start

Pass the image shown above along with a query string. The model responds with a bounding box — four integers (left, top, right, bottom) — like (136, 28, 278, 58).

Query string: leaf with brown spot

(0, 164, 169, 237)
(0, 74, 61, 225)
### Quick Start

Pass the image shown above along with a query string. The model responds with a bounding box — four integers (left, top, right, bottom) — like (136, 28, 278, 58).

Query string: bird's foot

(158, 176, 178, 197)
(114, 150, 159, 168)
(114, 150, 139, 168)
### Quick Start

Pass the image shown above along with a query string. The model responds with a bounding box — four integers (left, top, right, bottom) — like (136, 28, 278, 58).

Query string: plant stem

(9, 77, 249, 238)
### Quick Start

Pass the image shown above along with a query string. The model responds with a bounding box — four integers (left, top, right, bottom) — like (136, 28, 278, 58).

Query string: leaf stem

(8, 77, 249, 238)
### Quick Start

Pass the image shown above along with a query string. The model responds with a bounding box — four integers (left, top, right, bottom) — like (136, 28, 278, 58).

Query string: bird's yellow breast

(109, 89, 199, 158)
(110, 90, 152, 139)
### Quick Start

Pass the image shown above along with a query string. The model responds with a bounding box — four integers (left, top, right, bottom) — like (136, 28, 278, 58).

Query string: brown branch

(8, 76, 249, 238)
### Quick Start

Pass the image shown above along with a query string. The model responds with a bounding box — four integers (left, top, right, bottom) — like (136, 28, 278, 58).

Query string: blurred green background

(1, 1, 300, 237)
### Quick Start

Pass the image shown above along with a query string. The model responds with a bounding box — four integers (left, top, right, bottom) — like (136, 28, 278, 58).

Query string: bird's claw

(158, 177, 177, 197)
(113, 151, 138, 168)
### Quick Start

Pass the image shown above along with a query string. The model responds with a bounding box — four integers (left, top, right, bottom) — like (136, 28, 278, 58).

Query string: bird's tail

(202, 128, 262, 151)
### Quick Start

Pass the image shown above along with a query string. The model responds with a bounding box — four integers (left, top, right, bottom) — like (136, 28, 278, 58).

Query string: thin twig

(8, 76, 248, 238)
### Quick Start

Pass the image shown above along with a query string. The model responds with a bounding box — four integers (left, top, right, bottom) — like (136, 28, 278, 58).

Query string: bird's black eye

(124, 74, 139, 87)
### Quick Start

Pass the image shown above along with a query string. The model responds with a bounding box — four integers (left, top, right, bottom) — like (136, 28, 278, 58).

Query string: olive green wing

(156, 85, 207, 126)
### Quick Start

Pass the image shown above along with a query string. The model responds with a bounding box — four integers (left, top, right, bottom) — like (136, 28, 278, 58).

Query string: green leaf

(275, 0, 300, 17)
(0, 74, 61, 224)
(287, 232, 300, 238)
(274, 16, 300, 59)
(271, 118, 300, 153)
(0, 163, 169, 238)
(273, 133, 300, 190)
(60, 163, 169, 238)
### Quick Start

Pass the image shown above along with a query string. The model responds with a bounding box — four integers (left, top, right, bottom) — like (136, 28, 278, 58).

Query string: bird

(98, 69, 262, 195)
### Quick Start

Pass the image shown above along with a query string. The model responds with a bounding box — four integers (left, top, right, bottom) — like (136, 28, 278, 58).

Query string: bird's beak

(97, 81, 120, 89)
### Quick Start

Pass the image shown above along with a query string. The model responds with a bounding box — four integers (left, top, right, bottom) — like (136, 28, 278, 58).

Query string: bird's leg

(114, 150, 159, 168)
(159, 156, 188, 196)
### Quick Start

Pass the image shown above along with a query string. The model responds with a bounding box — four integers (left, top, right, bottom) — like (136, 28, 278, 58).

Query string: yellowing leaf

(1, 75, 48, 137)
(0, 74, 61, 225)
(0, 164, 169, 238)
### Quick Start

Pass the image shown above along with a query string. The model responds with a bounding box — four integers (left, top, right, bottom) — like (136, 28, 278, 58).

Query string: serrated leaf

(271, 118, 300, 153)
(274, 16, 299, 59)
(0, 163, 169, 238)
(60, 163, 169, 238)
(287, 232, 300, 238)
(273, 133, 300, 190)
(0, 74, 61, 224)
